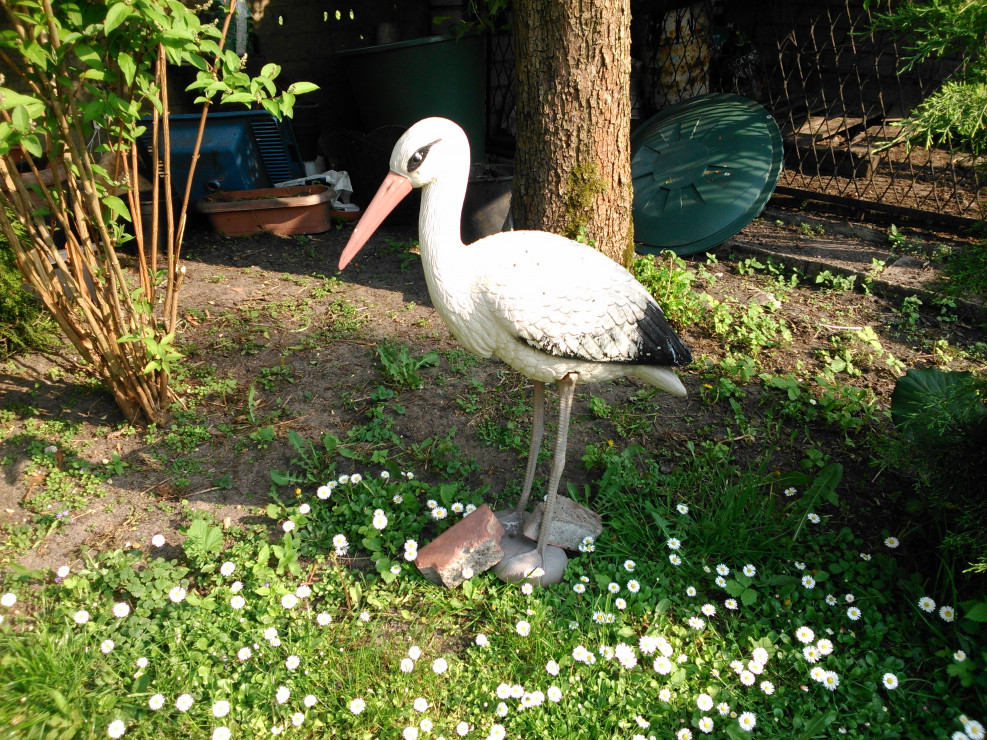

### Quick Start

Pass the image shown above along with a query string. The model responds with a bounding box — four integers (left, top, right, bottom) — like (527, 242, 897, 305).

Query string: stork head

(338, 117, 470, 270)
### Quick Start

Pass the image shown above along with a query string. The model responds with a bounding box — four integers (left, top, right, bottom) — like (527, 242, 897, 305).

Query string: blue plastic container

(138, 111, 305, 204)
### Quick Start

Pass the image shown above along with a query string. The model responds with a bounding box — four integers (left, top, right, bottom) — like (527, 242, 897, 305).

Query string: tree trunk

(512, 0, 633, 265)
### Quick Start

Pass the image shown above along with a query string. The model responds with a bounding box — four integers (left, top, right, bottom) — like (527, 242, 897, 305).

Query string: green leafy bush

(890, 367, 987, 573)
(868, 0, 987, 157)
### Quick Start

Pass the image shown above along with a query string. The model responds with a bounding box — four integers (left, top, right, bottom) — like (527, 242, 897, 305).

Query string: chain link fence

(485, 0, 984, 225)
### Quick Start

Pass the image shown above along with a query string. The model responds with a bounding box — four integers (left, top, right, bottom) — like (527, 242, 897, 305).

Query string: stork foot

(492, 533, 567, 586)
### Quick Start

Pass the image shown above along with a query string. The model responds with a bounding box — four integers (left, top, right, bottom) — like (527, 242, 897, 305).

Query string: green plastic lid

(631, 94, 782, 256)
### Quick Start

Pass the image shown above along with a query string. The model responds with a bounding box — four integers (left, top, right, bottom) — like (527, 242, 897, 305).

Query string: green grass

(2, 440, 984, 739)
(0, 231, 59, 359)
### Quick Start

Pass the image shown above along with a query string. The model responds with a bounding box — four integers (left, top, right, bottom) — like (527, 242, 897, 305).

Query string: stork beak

(338, 171, 414, 270)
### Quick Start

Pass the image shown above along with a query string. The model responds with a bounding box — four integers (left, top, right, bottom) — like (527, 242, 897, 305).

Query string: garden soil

(1, 205, 984, 577)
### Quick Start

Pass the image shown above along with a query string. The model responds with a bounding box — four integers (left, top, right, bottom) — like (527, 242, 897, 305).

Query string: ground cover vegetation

(1, 216, 985, 738)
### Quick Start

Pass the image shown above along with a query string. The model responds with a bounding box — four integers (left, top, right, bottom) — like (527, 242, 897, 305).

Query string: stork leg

(491, 376, 573, 586)
(497, 380, 544, 535)
(536, 372, 578, 552)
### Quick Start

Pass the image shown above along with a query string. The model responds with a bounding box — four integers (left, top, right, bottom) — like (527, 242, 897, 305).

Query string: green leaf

(260, 98, 282, 119)
(795, 710, 837, 739)
(725, 724, 750, 740)
(741, 588, 758, 606)
(19, 135, 43, 158)
(118, 53, 137, 87)
(724, 580, 745, 597)
(103, 3, 133, 34)
(74, 43, 102, 67)
(221, 91, 255, 105)
(11, 105, 32, 133)
(260, 62, 281, 79)
(102, 194, 132, 222)
(21, 41, 50, 69)
(0, 89, 45, 116)
(962, 600, 987, 623)
(806, 462, 843, 507)
(891, 367, 985, 441)
(287, 81, 320, 96)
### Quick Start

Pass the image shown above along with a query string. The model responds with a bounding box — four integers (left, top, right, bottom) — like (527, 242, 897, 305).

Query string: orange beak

(338, 171, 414, 270)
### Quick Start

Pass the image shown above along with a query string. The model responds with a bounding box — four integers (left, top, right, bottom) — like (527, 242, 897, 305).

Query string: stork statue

(338, 118, 691, 584)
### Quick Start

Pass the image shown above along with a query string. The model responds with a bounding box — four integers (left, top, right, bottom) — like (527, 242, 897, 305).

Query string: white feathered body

(416, 170, 691, 395)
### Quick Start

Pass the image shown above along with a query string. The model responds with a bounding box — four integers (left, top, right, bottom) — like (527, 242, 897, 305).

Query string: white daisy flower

(795, 626, 815, 644)
(738, 711, 757, 731)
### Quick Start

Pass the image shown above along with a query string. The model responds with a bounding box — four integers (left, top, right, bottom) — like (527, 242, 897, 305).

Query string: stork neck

(418, 168, 467, 260)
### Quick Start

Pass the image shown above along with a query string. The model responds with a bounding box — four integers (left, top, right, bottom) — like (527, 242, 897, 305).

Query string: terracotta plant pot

(197, 184, 334, 237)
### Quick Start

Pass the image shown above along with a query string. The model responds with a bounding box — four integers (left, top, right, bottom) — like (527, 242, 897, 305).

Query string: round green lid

(631, 94, 782, 256)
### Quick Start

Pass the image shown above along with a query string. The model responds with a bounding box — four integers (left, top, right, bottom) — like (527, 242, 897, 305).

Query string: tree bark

(512, 0, 633, 265)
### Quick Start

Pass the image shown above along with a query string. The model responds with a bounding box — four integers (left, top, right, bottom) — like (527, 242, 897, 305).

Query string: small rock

(415, 504, 505, 588)
(888, 255, 928, 270)
(522, 496, 603, 550)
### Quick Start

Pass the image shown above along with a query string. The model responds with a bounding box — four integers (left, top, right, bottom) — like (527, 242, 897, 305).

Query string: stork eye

(406, 140, 440, 173)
